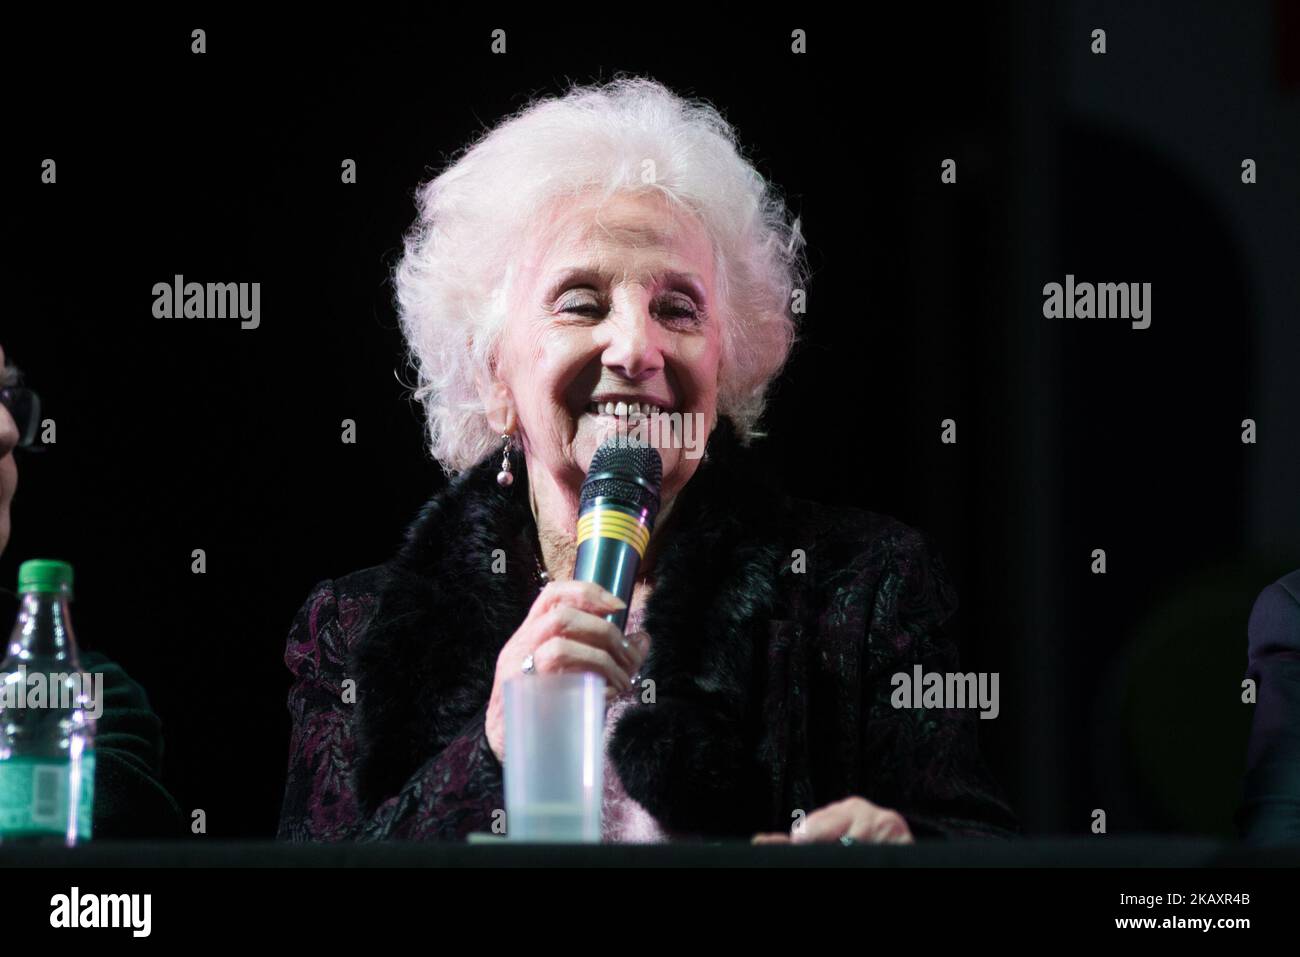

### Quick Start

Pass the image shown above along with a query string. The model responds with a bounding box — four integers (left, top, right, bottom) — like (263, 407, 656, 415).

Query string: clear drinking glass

(503, 673, 605, 842)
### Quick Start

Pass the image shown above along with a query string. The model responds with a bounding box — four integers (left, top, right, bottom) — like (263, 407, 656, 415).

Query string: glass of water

(503, 673, 605, 842)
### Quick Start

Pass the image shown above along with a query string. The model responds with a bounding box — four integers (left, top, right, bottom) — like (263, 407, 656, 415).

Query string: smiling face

(490, 190, 723, 513)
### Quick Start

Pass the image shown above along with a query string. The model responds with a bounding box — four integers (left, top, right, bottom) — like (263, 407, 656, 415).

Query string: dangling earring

(496, 433, 515, 487)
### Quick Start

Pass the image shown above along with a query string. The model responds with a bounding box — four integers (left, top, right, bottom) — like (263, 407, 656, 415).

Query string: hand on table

(751, 796, 914, 845)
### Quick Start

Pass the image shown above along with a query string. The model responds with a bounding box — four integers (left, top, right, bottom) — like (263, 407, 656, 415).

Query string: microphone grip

(573, 535, 641, 633)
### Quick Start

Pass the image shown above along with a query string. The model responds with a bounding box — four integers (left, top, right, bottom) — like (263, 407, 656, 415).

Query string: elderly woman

(276, 77, 1017, 844)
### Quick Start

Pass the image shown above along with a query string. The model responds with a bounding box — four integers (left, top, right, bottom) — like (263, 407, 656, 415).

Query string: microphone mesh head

(580, 440, 663, 520)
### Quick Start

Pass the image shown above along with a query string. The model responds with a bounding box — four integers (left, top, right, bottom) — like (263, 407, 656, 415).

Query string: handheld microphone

(573, 440, 663, 632)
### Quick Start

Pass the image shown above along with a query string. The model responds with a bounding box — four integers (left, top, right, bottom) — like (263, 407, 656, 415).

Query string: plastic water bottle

(0, 560, 96, 844)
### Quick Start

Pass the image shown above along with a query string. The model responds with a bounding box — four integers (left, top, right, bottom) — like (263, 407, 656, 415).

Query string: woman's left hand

(751, 796, 914, 845)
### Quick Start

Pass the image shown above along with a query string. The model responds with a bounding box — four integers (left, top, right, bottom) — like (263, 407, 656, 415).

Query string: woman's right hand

(485, 580, 648, 763)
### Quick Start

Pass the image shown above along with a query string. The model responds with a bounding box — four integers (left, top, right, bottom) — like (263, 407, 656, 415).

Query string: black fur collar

(351, 419, 793, 836)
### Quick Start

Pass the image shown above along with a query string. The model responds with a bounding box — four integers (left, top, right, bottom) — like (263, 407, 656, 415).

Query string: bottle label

(0, 753, 95, 839)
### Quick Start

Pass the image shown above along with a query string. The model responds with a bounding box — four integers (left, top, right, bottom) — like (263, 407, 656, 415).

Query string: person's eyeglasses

(0, 383, 42, 449)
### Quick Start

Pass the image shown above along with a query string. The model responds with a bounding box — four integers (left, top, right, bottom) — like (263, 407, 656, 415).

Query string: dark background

(5, 4, 1298, 839)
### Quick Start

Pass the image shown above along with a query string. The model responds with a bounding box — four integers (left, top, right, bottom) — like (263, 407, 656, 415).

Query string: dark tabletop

(3, 837, 1298, 867)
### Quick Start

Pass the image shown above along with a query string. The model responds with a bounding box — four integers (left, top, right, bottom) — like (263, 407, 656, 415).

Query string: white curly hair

(393, 75, 806, 473)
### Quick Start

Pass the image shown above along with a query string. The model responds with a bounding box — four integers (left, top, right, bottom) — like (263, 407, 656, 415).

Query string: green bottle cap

(17, 559, 74, 596)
